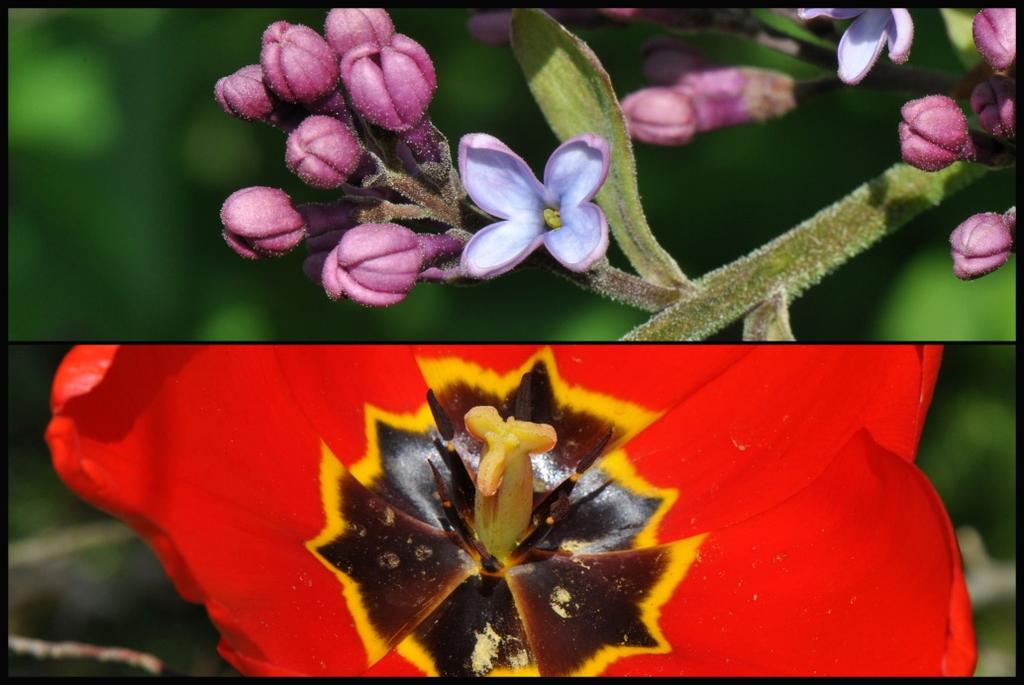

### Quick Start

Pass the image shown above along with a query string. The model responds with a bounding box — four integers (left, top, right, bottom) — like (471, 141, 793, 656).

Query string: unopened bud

(621, 87, 697, 146)
(682, 67, 796, 131)
(221, 186, 306, 259)
(642, 36, 707, 87)
(950, 212, 1014, 280)
(321, 223, 424, 306)
(341, 34, 436, 132)
(973, 8, 1016, 71)
(970, 76, 1016, 139)
(466, 10, 514, 46)
(286, 115, 363, 189)
(261, 21, 340, 104)
(325, 8, 395, 57)
(899, 95, 976, 171)
(215, 65, 275, 121)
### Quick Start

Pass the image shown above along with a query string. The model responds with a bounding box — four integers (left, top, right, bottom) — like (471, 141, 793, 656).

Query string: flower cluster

(216, 8, 612, 307)
(621, 37, 797, 147)
(216, 8, 462, 307)
(895, 8, 1016, 280)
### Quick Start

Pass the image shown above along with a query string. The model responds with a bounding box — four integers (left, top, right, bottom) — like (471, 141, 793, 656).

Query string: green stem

(538, 257, 682, 312)
(623, 162, 988, 341)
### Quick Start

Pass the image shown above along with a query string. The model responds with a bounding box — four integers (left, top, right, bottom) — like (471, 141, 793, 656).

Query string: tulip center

(543, 208, 563, 230)
(465, 406, 557, 563)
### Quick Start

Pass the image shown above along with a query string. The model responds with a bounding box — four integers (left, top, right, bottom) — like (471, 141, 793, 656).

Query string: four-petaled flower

(799, 8, 914, 85)
(46, 345, 975, 676)
(459, 134, 610, 278)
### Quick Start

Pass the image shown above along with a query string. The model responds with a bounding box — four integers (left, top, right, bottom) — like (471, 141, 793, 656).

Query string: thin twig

(8, 634, 176, 676)
(8, 521, 135, 570)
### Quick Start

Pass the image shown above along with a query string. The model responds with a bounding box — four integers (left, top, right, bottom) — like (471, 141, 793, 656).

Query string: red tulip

(46, 345, 974, 676)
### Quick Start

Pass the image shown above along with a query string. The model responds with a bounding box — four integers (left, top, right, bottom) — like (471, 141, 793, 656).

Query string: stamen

(543, 207, 563, 230)
(426, 389, 455, 442)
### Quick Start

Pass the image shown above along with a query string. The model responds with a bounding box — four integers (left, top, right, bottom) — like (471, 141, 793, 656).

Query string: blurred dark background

(7, 9, 1016, 341)
(7, 343, 1016, 675)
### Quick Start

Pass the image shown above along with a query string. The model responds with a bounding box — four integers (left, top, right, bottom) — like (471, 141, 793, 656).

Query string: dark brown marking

(413, 574, 535, 676)
(317, 468, 473, 654)
(506, 548, 670, 675)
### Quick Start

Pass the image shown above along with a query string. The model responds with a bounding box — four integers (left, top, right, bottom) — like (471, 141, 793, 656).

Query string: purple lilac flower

(458, 134, 610, 278)
(798, 9, 914, 85)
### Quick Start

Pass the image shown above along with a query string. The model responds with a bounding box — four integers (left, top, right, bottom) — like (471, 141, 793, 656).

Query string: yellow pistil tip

(465, 406, 556, 496)
(543, 207, 563, 230)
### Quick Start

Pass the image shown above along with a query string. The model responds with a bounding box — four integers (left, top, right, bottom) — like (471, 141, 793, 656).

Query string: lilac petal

(542, 202, 608, 272)
(884, 9, 913, 63)
(460, 218, 546, 278)
(458, 134, 547, 220)
(543, 134, 610, 208)
(798, 8, 866, 21)
(836, 9, 890, 84)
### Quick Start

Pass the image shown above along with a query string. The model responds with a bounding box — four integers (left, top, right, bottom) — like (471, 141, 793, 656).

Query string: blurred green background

(6, 344, 1016, 675)
(7, 9, 1016, 341)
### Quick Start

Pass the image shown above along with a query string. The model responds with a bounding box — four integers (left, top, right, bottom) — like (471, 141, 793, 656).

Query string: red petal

(607, 431, 974, 675)
(273, 345, 426, 467)
(50, 344, 119, 412)
(413, 345, 750, 414)
(46, 346, 371, 675)
(622, 346, 933, 541)
(863, 345, 942, 462)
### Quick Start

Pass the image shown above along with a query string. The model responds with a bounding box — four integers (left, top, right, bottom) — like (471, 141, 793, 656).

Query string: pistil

(465, 406, 556, 563)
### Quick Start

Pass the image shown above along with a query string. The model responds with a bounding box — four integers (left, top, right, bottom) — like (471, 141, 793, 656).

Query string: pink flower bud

(642, 36, 707, 87)
(898, 95, 976, 171)
(950, 211, 1014, 280)
(621, 87, 697, 146)
(321, 223, 425, 306)
(215, 65, 275, 121)
(466, 9, 604, 46)
(680, 67, 796, 131)
(341, 34, 436, 132)
(325, 8, 395, 57)
(286, 115, 363, 189)
(261, 21, 340, 104)
(220, 187, 306, 259)
(970, 76, 1016, 139)
(466, 10, 514, 46)
(973, 8, 1016, 71)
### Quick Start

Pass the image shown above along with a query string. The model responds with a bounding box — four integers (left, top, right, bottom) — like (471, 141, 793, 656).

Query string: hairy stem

(624, 162, 988, 341)
(538, 256, 683, 312)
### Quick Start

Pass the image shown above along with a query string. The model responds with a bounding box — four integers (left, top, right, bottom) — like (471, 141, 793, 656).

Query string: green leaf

(940, 8, 983, 69)
(509, 8, 689, 289)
